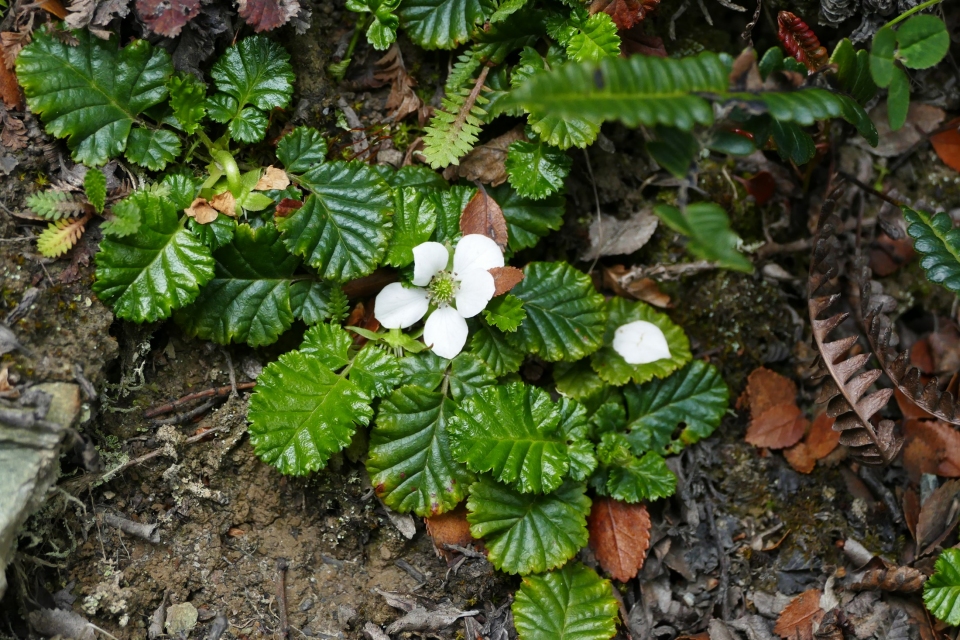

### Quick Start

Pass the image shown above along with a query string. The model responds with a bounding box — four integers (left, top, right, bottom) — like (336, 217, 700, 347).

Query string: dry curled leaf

(587, 497, 652, 582)
(0, 32, 29, 71)
(588, 0, 659, 30)
(274, 198, 302, 218)
(209, 191, 237, 217)
(442, 126, 524, 187)
(373, 45, 423, 124)
(1, 109, 28, 151)
(746, 403, 807, 450)
(489, 266, 523, 297)
(773, 589, 824, 640)
(903, 419, 960, 479)
(602, 266, 670, 308)
(0, 58, 19, 110)
(137, 0, 200, 37)
(460, 189, 508, 250)
(916, 478, 960, 556)
(847, 564, 925, 593)
(859, 103, 945, 158)
(237, 0, 300, 32)
(255, 166, 290, 191)
(185, 197, 218, 224)
(424, 504, 473, 561)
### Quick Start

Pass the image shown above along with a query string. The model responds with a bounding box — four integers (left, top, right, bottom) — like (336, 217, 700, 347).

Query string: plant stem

(211, 149, 242, 196)
(885, 0, 942, 27)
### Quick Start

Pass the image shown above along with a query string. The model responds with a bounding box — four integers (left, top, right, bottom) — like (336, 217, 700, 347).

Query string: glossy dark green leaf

(300, 323, 353, 371)
(831, 39, 877, 105)
(167, 73, 206, 134)
(758, 47, 783, 80)
(428, 184, 475, 244)
(770, 119, 816, 165)
(467, 478, 590, 574)
(349, 344, 403, 398)
(554, 360, 605, 400)
(705, 130, 756, 156)
(904, 206, 960, 293)
(870, 26, 897, 88)
(513, 563, 618, 640)
(470, 322, 525, 375)
(277, 126, 328, 174)
(398, 0, 496, 49)
(483, 294, 526, 332)
(448, 353, 496, 401)
(210, 35, 294, 111)
(487, 183, 564, 253)
(290, 280, 340, 325)
(385, 187, 438, 267)
(505, 140, 572, 200)
(647, 126, 698, 178)
(125, 127, 181, 171)
(188, 214, 236, 251)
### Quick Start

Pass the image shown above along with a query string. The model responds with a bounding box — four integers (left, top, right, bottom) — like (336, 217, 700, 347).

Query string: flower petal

(455, 269, 495, 318)
(424, 305, 469, 359)
(453, 234, 504, 276)
(613, 320, 672, 365)
(374, 283, 429, 329)
(412, 242, 450, 286)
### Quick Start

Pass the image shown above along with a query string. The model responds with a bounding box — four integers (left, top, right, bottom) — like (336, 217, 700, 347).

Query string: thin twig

(223, 349, 238, 398)
(142, 382, 256, 418)
(837, 171, 904, 208)
(149, 398, 221, 427)
(277, 559, 290, 640)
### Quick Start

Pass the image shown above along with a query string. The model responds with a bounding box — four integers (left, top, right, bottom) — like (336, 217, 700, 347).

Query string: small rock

(337, 604, 357, 627)
(165, 602, 199, 636)
(299, 598, 314, 612)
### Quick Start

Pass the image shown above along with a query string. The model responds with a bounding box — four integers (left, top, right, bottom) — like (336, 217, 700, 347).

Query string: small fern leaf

(26, 190, 89, 220)
(422, 63, 491, 168)
(83, 168, 106, 214)
(37, 214, 90, 258)
(904, 205, 960, 293)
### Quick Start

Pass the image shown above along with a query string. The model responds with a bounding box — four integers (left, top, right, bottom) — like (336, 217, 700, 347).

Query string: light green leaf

(470, 322, 525, 376)
(277, 126, 328, 173)
(211, 35, 294, 111)
(367, 385, 474, 516)
(16, 29, 173, 166)
(488, 183, 564, 253)
(290, 280, 341, 325)
(887, 66, 910, 131)
(125, 127, 181, 171)
(385, 187, 438, 267)
(398, 0, 496, 49)
(349, 344, 402, 398)
(490, 0, 529, 23)
(904, 206, 960, 293)
(623, 360, 727, 455)
(26, 190, 88, 221)
(175, 224, 299, 347)
(101, 196, 142, 237)
(279, 161, 393, 281)
(513, 563, 618, 640)
(84, 168, 106, 215)
(653, 202, 753, 272)
(870, 26, 897, 88)
(450, 382, 569, 494)
(299, 323, 353, 370)
(896, 14, 949, 70)
(505, 140, 571, 200)
(509, 262, 607, 362)
(467, 478, 590, 574)
(248, 350, 373, 475)
(483, 294, 526, 332)
(924, 548, 960, 626)
(93, 190, 213, 322)
(168, 73, 206, 134)
(590, 297, 691, 386)
(566, 12, 619, 63)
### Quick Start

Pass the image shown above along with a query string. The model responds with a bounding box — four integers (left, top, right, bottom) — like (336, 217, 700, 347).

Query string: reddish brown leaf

(237, 0, 299, 32)
(735, 171, 776, 206)
(137, 0, 201, 37)
(869, 232, 915, 277)
(602, 266, 671, 307)
(895, 388, 935, 421)
(39, 0, 68, 19)
(587, 498, 652, 582)
(903, 487, 920, 542)
(185, 198, 218, 224)
(618, 28, 666, 57)
(587, 0, 659, 30)
(425, 504, 474, 561)
(805, 412, 840, 460)
(0, 58, 19, 110)
(210, 191, 237, 217)
(489, 266, 523, 296)
(746, 404, 806, 449)
(460, 189, 508, 250)
(916, 478, 960, 555)
(784, 442, 816, 474)
(442, 126, 524, 187)
(274, 198, 302, 219)
(773, 589, 824, 640)
(738, 367, 797, 417)
(931, 118, 960, 173)
(776, 12, 828, 72)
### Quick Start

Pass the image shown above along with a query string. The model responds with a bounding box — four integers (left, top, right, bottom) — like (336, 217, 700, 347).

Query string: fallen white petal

(424, 305, 468, 359)
(453, 234, 504, 276)
(374, 283, 429, 329)
(613, 320, 672, 365)
(412, 242, 450, 286)
(454, 269, 495, 318)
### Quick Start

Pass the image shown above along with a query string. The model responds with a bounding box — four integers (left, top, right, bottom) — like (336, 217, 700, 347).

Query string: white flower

(375, 234, 504, 359)
(613, 320, 671, 365)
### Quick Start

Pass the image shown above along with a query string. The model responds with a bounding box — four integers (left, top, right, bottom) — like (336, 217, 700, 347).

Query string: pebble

(299, 598, 314, 612)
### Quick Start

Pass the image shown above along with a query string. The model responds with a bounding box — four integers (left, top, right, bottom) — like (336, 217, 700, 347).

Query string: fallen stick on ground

(143, 382, 256, 418)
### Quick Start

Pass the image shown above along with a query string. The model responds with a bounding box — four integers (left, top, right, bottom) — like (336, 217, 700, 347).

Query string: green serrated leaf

(470, 322, 525, 376)
(398, 0, 496, 49)
(300, 323, 353, 370)
(513, 563, 618, 640)
(924, 548, 960, 626)
(349, 344, 402, 398)
(84, 168, 106, 214)
(870, 26, 897, 88)
(248, 350, 373, 475)
(887, 66, 910, 131)
(509, 262, 606, 362)
(175, 224, 299, 347)
(448, 352, 496, 401)
(94, 191, 213, 322)
(594, 434, 675, 502)
(162, 172, 200, 210)
(168, 73, 207, 134)
(428, 184, 475, 244)
(277, 126, 328, 173)
(488, 183, 564, 254)
(566, 11, 619, 63)
(653, 202, 753, 272)
(386, 187, 438, 267)
(505, 140, 571, 200)
(591, 400, 626, 437)
(125, 127, 181, 171)
(400, 351, 449, 389)
(483, 294, 526, 332)
(904, 206, 960, 293)
(347, 0, 400, 49)
(279, 161, 392, 281)
(896, 14, 949, 70)
(380, 164, 448, 189)
(554, 360, 605, 400)
(101, 196, 142, 238)
(27, 190, 88, 221)
(188, 214, 236, 251)
(290, 280, 339, 325)
(450, 382, 569, 493)
(557, 398, 596, 481)
(490, 0, 529, 23)
(623, 360, 727, 455)
(467, 478, 590, 574)
(17, 29, 173, 166)
(590, 298, 691, 386)
(367, 385, 473, 516)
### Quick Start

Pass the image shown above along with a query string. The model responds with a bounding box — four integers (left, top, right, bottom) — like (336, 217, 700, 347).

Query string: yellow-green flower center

(428, 271, 457, 304)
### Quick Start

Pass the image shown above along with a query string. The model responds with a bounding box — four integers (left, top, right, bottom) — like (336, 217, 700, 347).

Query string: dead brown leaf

(587, 497, 652, 582)
(903, 487, 920, 543)
(746, 404, 806, 450)
(916, 478, 960, 556)
(237, 0, 299, 32)
(588, 0, 659, 30)
(255, 166, 290, 191)
(1, 109, 28, 151)
(0, 32, 29, 71)
(847, 563, 925, 593)
(274, 198, 302, 218)
(210, 191, 237, 217)
(857, 102, 945, 157)
(784, 413, 839, 474)
(460, 189, 508, 250)
(40, 0, 69, 18)
(185, 197, 218, 224)
(489, 266, 523, 297)
(738, 367, 797, 416)
(772, 589, 824, 640)
(902, 418, 960, 480)
(0, 58, 19, 109)
(602, 266, 671, 307)
(136, 0, 201, 37)
(374, 45, 424, 124)
(582, 208, 658, 261)
(442, 126, 524, 186)
(424, 504, 473, 561)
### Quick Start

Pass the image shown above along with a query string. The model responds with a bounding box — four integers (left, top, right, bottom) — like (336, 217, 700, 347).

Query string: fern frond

(37, 213, 92, 258)
(327, 285, 350, 323)
(422, 58, 491, 168)
(26, 190, 90, 221)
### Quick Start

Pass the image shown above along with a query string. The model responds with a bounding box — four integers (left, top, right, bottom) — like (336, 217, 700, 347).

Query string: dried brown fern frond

(808, 197, 901, 465)
(855, 259, 960, 426)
